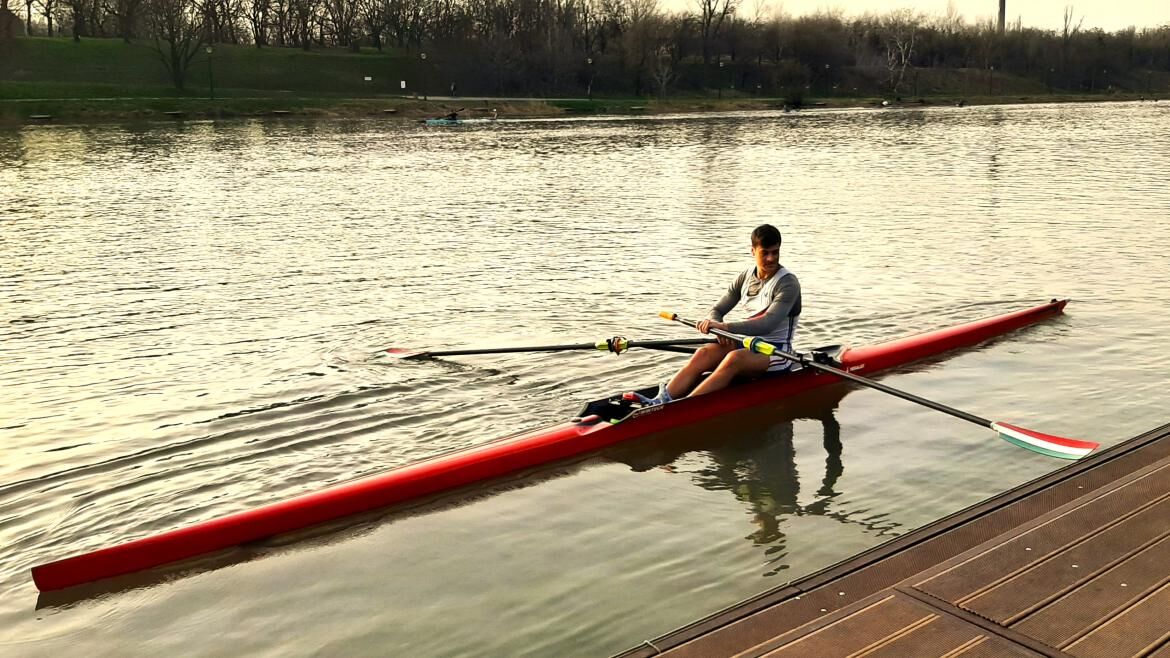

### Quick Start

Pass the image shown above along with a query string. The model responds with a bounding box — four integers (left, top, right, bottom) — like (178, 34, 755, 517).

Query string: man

(631, 224, 801, 406)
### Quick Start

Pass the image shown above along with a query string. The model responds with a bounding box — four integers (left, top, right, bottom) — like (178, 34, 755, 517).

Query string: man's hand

(696, 319, 720, 334)
(698, 320, 736, 347)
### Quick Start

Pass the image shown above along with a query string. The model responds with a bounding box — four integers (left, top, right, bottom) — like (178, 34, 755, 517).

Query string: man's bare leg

(689, 349, 773, 397)
(665, 343, 736, 398)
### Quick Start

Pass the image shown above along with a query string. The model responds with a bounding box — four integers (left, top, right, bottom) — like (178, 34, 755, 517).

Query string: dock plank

(748, 592, 1042, 658)
(1012, 533, 1170, 647)
(961, 479, 1170, 622)
(914, 462, 1170, 604)
(1063, 582, 1170, 657)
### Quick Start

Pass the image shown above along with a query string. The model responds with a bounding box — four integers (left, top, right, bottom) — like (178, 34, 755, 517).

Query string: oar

(386, 336, 716, 360)
(659, 312, 1099, 460)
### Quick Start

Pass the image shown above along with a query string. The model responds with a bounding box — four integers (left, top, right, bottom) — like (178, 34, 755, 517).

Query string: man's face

(753, 243, 780, 276)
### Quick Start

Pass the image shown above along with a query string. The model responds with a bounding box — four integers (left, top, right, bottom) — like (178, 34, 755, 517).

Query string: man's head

(751, 224, 782, 277)
(751, 224, 782, 249)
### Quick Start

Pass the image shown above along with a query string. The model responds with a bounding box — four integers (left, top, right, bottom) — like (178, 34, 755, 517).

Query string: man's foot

(624, 383, 673, 407)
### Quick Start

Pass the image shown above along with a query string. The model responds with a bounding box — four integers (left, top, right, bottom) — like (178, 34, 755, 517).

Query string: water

(2, 102, 1169, 656)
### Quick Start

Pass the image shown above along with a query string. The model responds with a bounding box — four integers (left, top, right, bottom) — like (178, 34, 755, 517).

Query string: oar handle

(658, 312, 793, 359)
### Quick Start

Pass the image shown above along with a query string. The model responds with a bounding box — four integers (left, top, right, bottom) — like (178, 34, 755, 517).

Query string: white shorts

(766, 355, 797, 373)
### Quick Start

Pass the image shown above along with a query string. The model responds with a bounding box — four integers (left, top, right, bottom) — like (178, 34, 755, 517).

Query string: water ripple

(2, 102, 1168, 656)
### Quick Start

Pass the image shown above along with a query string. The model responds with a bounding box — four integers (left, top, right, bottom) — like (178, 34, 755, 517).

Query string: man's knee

(723, 349, 753, 368)
(692, 344, 728, 365)
(718, 349, 768, 376)
(697, 343, 725, 357)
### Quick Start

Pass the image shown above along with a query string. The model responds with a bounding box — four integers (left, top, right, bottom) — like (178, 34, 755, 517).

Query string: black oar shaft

(420, 337, 714, 358)
(425, 343, 592, 357)
(671, 315, 993, 430)
(790, 356, 993, 428)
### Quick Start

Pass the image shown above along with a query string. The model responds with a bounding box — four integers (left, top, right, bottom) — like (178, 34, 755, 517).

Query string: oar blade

(383, 348, 430, 360)
(991, 422, 1099, 460)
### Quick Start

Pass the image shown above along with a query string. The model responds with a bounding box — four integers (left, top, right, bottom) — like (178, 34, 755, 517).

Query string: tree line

(9, 0, 1170, 97)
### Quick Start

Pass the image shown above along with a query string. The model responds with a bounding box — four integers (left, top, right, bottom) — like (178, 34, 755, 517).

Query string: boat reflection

(608, 383, 901, 575)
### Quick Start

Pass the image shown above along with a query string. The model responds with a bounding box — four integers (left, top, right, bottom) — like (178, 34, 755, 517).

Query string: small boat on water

(31, 299, 1092, 592)
(423, 109, 497, 126)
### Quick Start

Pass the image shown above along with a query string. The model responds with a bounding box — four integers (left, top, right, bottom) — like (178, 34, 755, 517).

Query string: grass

(2, 37, 428, 96)
(2, 36, 1164, 124)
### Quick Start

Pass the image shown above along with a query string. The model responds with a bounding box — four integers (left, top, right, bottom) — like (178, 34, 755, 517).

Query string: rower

(629, 224, 802, 405)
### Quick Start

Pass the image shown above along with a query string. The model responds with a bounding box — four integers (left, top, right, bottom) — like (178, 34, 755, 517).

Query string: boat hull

(31, 299, 1068, 591)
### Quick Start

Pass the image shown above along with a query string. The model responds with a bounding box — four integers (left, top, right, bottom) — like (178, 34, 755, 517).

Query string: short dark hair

(751, 224, 782, 248)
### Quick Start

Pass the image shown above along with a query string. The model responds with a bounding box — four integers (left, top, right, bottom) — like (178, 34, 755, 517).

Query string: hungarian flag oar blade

(990, 423, 1098, 460)
(659, 312, 1099, 460)
(384, 336, 716, 360)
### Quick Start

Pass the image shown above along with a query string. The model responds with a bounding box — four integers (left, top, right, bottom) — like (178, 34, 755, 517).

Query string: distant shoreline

(1, 93, 1161, 126)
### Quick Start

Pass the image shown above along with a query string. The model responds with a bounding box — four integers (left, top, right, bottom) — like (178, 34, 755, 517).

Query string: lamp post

(586, 57, 594, 100)
(988, 65, 994, 95)
(718, 60, 725, 100)
(1047, 67, 1054, 93)
(419, 52, 427, 100)
(824, 63, 831, 96)
(205, 45, 214, 100)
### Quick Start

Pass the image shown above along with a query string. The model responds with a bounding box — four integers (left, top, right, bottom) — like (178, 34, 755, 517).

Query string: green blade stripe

(998, 431, 1088, 459)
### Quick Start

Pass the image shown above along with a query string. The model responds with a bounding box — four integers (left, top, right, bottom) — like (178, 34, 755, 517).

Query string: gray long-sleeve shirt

(708, 266, 802, 344)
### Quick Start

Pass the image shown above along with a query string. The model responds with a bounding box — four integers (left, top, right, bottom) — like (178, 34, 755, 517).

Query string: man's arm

(708, 271, 747, 321)
(725, 274, 801, 336)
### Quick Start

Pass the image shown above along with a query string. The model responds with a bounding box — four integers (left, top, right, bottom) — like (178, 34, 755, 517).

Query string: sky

(702, 0, 1169, 32)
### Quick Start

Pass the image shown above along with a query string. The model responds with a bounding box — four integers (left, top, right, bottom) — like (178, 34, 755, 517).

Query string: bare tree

(145, 0, 206, 89)
(694, 0, 736, 64)
(288, 0, 319, 48)
(269, 0, 290, 44)
(1059, 4, 1082, 82)
(21, 0, 37, 34)
(198, 0, 244, 43)
(357, 0, 385, 50)
(102, 0, 145, 41)
(323, 0, 357, 49)
(934, 0, 960, 37)
(761, 5, 789, 64)
(614, 0, 661, 94)
(34, 0, 56, 34)
(65, 0, 92, 40)
(649, 43, 674, 95)
(880, 9, 919, 95)
(244, 0, 270, 45)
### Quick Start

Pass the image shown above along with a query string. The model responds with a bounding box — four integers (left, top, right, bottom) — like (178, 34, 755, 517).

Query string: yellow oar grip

(744, 336, 776, 356)
(658, 311, 676, 321)
(594, 341, 608, 350)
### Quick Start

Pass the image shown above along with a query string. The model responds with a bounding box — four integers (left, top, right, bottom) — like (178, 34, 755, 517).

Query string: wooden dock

(617, 422, 1170, 657)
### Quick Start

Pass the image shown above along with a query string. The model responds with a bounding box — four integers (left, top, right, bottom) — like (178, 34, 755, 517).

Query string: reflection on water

(2, 102, 1170, 657)
(613, 384, 899, 580)
(691, 405, 844, 574)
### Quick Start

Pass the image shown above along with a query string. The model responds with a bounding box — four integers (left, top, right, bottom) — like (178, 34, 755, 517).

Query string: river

(2, 101, 1169, 656)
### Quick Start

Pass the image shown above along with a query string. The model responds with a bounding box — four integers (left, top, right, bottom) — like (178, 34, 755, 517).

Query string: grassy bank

(1, 37, 426, 95)
(2, 36, 1163, 124)
(6, 93, 1159, 126)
